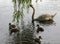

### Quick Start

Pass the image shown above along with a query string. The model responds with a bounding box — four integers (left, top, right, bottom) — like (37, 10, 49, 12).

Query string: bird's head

(9, 23, 11, 25)
(39, 36, 42, 39)
(30, 4, 32, 7)
(37, 24, 39, 27)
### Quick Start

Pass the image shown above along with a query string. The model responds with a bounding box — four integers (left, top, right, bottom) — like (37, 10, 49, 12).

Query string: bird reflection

(37, 20, 56, 26)
(34, 36, 42, 44)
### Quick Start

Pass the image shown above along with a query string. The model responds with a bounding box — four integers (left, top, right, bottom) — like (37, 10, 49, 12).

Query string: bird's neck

(32, 7, 35, 21)
(30, 5, 35, 22)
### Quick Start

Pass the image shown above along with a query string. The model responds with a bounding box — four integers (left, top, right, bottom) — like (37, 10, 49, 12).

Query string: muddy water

(0, 0, 60, 44)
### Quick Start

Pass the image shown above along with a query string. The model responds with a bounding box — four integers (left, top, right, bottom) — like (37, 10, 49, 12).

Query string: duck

(34, 36, 42, 44)
(9, 23, 16, 30)
(36, 24, 44, 33)
(9, 23, 19, 35)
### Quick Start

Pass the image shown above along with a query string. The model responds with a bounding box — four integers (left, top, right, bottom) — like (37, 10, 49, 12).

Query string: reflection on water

(0, 0, 60, 44)
(6, 22, 43, 44)
(35, 20, 56, 26)
(21, 24, 34, 44)
(6, 22, 41, 44)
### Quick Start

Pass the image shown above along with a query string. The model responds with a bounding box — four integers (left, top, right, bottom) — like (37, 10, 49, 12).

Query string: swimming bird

(9, 23, 16, 30)
(34, 36, 42, 44)
(9, 23, 19, 35)
(30, 4, 56, 22)
(35, 13, 56, 22)
(36, 24, 44, 33)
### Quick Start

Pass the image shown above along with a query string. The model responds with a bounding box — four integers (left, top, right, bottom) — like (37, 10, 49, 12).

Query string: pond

(0, 0, 60, 44)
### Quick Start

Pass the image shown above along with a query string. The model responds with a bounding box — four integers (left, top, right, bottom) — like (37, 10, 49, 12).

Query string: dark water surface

(0, 0, 60, 44)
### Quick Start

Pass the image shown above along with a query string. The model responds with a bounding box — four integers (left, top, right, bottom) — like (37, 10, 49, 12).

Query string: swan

(30, 4, 56, 22)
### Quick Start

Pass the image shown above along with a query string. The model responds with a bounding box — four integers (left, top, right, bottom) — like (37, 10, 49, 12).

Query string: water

(0, 0, 60, 44)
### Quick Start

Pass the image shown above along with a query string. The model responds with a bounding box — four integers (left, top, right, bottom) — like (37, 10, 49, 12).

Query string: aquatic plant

(12, 0, 42, 23)
(12, 0, 32, 23)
